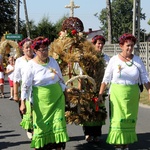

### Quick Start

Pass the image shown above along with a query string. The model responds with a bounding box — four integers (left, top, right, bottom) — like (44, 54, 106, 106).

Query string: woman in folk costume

(92, 35, 110, 65)
(13, 38, 34, 139)
(82, 35, 110, 142)
(98, 33, 150, 150)
(20, 36, 69, 150)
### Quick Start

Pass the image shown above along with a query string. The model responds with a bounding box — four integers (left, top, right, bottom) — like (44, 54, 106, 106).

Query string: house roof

(85, 28, 103, 41)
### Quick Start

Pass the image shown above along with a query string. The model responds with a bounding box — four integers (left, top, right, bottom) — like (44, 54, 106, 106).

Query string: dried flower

(49, 67, 57, 79)
(58, 29, 86, 40)
(118, 64, 122, 77)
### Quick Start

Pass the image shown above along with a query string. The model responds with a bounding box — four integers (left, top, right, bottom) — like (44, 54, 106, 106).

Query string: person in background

(92, 35, 110, 65)
(13, 38, 34, 140)
(83, 35, 110, 142)
(5, 56, 15, 100)
(0, 54, 5, 98)
(20, 36, 69, 150)
(98, 33, 150, 150)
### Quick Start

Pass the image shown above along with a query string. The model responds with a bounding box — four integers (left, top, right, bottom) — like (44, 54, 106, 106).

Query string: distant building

(85, 28, 103, 41)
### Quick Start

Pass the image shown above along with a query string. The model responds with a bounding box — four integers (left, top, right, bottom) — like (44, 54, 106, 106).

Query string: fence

(103, 42, 150, 73)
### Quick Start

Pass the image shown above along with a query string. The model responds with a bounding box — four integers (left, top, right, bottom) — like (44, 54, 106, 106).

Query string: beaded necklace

(125, 60, 133, 66)
(119, 53, 133, 67)
(24, 55, 34, 62)
(37, 57, 49, 66)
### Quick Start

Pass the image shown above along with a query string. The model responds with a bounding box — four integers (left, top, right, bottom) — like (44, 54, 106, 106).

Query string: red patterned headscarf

(92, 35, 105, 45)
(119, 33, 136, 45)
(18, 38, 32, 49)
(31, 37, 50, 50)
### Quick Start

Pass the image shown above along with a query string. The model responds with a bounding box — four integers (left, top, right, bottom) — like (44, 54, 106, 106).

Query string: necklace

(37, 57, 49, 66)
(24, 57, 30, 62)
(119, 53, 133, 67)
(24, 55, 34, 62)
(125, 60, 133, 66)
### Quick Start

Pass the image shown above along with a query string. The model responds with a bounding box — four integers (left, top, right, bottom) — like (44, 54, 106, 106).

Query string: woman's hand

(20, 100, 26, 114)
(98, 94, 104, 103)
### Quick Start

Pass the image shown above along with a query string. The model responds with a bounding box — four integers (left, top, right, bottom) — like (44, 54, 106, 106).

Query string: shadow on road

(0, 130, 30, 149)
(69, 133, 150, 150)
(130, 132, 150, 150)
(0, 141, 30, 149)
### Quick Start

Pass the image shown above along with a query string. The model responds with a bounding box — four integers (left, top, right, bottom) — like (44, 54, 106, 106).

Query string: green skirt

(30, 82, 69, 149)
(20, 100, 33, 130)
(106, 83, 139, 145)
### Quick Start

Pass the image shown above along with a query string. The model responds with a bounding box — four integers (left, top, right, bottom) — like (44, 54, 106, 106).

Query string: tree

(20, 20, 38, 39)
(19, 15, 69, 40)
(99, 0, 145, 43)
(36, 16, 57, 42)
(0, 0, 16, 37)
(54, 14, 69, 36)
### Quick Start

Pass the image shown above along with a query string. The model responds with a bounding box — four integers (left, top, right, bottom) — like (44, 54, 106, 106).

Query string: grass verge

(140, 88, 150, 106)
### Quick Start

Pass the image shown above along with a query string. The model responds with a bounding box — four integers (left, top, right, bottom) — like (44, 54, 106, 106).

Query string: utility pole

(23, 0, 30, 38)
(65, 0, 80, 17)
(106, 0, 112, 44)
(15, 0, 20, 34)
(132, 0, 141, 56)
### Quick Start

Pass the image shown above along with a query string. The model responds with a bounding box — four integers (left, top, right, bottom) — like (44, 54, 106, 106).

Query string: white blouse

(13, 57, 29, 83)
(21, 57, 66, 102)
(102, 54, 149, 85)
(6, 64, 14, 80)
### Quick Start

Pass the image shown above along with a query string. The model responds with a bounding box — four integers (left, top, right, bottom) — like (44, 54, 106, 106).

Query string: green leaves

(0, 0, 16, 36)
(98, 0, 146, 43)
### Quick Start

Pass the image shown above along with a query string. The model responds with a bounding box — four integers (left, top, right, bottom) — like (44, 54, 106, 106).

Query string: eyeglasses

(37, 48, 48, 53)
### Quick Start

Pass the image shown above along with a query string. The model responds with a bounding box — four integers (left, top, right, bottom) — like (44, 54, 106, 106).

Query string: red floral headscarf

(18, 38, 32, 49)
(92, 35, 105, 45)
(31, 37, 50, 50)
(119, 33, 136, 45)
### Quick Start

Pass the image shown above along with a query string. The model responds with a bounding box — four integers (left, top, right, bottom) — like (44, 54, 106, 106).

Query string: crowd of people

(0, 33, 150, 150)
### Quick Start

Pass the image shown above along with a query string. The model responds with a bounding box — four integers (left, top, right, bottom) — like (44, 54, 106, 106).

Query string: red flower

(71, 30, 77, 35)
(92, 97, 99, 111)
(92, 97, 98, 103)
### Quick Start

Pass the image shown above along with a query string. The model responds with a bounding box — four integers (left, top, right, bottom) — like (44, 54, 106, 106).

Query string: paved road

(0, 80, 150, 150)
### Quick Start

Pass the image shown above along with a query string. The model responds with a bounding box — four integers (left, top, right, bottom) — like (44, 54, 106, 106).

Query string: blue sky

(20, 0, 150, 33)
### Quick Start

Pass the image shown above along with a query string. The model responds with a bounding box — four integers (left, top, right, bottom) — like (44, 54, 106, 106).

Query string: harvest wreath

(49, 17, 107, 125)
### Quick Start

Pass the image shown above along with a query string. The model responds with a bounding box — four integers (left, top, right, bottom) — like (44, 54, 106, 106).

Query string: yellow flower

(118, 65, 121, 72)
(118, 65, 122, 77)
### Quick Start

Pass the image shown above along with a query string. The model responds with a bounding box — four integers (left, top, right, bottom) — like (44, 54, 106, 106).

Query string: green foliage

(99, 0, 146, 43)
(54, 14, 69, 37)
(0, 0, 16, 37)
(19, 15, 69, 41)
(36, 16, 57, 42)
(140, 88, 150, 106)
(20, 20, 38, 39)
